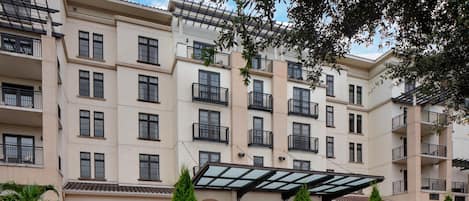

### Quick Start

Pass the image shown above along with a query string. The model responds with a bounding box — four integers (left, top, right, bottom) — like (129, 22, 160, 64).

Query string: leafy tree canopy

(172, 167, 197, 201)
(0, 182, 58, 201)
(209, 0, 468, 120)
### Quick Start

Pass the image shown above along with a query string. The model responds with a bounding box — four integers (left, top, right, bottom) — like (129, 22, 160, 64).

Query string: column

(406, 106, 422, 201)
(439, 124, 453, 191)
(230, 52, 249, 164)
(272, 60, 288, 168)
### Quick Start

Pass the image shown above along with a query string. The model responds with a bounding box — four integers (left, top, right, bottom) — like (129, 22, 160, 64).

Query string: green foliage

(369, 185, 382, 201)
(201, 48, 215, 66)
(172, 167, 197, 201)
(444, 195, 453, 201)
(293, 185, 311, 201)
(0, 182, 58, 201)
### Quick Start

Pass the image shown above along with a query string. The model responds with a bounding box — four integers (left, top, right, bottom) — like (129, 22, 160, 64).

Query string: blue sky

(132, 0, 390, 59)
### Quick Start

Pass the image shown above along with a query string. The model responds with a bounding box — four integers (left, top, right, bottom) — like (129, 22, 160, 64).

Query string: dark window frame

(93, 72, 104, 98)
(138, 36, 159, 65)
(80, 152, 91, 178)
(2, 134, 35, 164)
(253, 156, 264, 167)
(293, 160, 310, 170)
(138, 113, 159, 141)
(79, 110, 90, 136)
(349, 84, 355, 104)
(357, 143, 363, 163)
(349, 143, 355, 162)
(326, 75, 334, 96)
(94, 153, 105, 179)
(287, 61, 303, 80)
(326, 136, 334, 158)
(79, 70, 90, 97)
(138, 75, 159, 103)
(356, 114, 362, 134)
(139, 154, 160, 181)
(92, 33, 103, 60)
(356, 86, 362, 105)
(349, 113, 355, 133)
(199, 151, 220, 167)
(79, 31, 89, 57)
(93, 111, 104, 138)
(326, 106, 334, 127)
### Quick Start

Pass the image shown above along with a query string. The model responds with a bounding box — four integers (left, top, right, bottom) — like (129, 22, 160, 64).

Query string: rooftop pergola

(193, 163, 384, 201)
(392, 85, 451, 106)
(0, 0, 62, 37)
(453, 159, 469, 171)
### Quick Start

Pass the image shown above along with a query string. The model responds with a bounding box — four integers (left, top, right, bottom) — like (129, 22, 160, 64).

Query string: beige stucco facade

(0, 1, 468, 201)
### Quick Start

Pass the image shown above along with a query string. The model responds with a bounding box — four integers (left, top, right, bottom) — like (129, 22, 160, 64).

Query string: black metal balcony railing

(248, 92, 273, 112)
(0, 144, 43, 165)
(421, 143, 447, 158)
(392, 180, 407, 194)
(248, 129, 273, 148)
(288, 99, 319, 118)
(192, 123, 229, 144)
(452, 182, 468, 193)
(392, 146, 407, 161)
(288, 135, 319, 153)
(421, 178, 446, 191)
(186, 46, 231, 67)
(192, 83, 229, 105)
(1, 86, 42, 109)
(0, 33, 41, 57)
(392, 113, 406, 130)
(422, 110, 448, 125)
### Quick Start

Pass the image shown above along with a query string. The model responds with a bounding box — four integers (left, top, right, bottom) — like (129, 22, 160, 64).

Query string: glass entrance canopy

(193, 163, 384, 201)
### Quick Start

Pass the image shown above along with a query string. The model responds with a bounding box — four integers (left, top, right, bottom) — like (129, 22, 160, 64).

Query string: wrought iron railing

(248, 129, 273, 148)
(288, 135, 319, 153)
(452, 182, 467, 193)
(421, 178, 446, 191)
(0, 144, 43, 165)
(248, 92, 273, 112)
(186, 45, 230, 67)
(392, 146, 407, 161)
(0, 33, 41, 57)
(0, 86, 42, 109)
(192, 83, 229, 105)
(392, 180, 407, 194)
(192, 123, 229, 144)
(392, 113, 406, 130)
(421, 143, 447, 158)
(288, 99, 318, 118)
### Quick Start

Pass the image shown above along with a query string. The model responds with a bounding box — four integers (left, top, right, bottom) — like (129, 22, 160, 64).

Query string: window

(2, 83, 34, 108)
(429, 193, 439, 200)
(293, 123, 310, 136)
(94, 153, 105, 179)
(405, 80, 415, 93)
(139, 154, 160, 181)
(357, 144, 363, 163)
(80, 152, 91, 178)
(199, 110, 221, 139)
(292, 87, 311, 114)
(94, 112, 104, 137)
(356, 115, 362, 134)
(1, 33, 33, 55)
(293, 160, 310, 170)
(252, 55, 262, 70)
(326, 136, 334, 158)
(252, 80, 264, 106)
(138, 75, 158, 102)
(193, 41, 214, 61)
(199, 151, 220, 166)
(79, 31, 89, 57)
(198, 70, 221, 100)
(79, 110, 90, 136)
(349, 143, 355, 162)
(253, 156, 264, 167)
(79, 70, 90, 96)
(326, 106, 334, 127)
(138, 36, 158, 65)
(349, 113, 355, 133)
(356, 86, 362, 105)
(3, 135, 34, 164)
(326, 75, 334, 96)
(93, 72, 104, 98)
(349, 85, 355, 104)
(139, 113, 159, 140)
(287, 61, 302, 79)
(92, 33, 103, 60)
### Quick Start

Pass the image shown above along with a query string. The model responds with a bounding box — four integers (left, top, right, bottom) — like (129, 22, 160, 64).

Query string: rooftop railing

(251, 56, 273, 73)
(185, 45, 231, 67)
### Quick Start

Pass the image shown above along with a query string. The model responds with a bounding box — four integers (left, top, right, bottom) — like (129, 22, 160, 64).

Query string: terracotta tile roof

(63, 182, 173, 195)
(334, 196, 369, 201)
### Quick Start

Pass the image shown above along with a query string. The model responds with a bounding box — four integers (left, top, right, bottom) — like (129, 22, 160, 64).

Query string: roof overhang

(193, 163, 384, 201)
(392, 85, 451, 106)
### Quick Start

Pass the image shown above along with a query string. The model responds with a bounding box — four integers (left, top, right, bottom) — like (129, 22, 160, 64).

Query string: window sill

(77, 55, 106, 63)
(77, 95, 106, 101)
(78, 177, 107, 181)
(327, 156, 336, 159)
(137, 99, 160, 104)
(137, 60, 160, 66)
(326, 125, 336, 128)
(349, 161, 364, 164)
(138, 179, 161, 182)
(137, 137, 161, 142)
(77, 135, 106, 140)
(349, 132, 364, 136)
(349, 103, 364, 107)
(326, 95, 335, 98)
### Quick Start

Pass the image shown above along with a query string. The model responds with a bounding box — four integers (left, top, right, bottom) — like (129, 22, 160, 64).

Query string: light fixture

(278, 156, 286, 161)
(238, 152, 245, 158)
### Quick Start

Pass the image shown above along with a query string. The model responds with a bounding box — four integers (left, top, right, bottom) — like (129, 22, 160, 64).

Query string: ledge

(77, 95, 106, 101)
(77, 135, 106, 140)
(76, 55, 106, 63)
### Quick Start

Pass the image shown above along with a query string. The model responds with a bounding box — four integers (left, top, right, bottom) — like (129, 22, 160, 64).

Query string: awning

(453, 158, 469, 170)
(193, 163, 384, 201)
(392, 85, 451, 106)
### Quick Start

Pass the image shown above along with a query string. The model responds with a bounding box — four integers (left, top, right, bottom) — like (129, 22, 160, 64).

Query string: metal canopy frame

(392, 85, 451, 106)
(193, 163, 384, 201)
(0, 0, 62, 37)
(170, 0, 290, 39)
(453, 158, 469, 171)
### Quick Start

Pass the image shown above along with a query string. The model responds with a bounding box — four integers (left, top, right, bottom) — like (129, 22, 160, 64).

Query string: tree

(369, 185, 382, 201)
(444, 195, 453, 201)
(210, 0, 468, 120)
(172, 167, 197, 201)
(0, 182, 58, 201)
(293, 185, 311, 201)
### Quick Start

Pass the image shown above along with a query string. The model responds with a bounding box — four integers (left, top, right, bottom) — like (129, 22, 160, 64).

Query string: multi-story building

(0, 0, 467, 201)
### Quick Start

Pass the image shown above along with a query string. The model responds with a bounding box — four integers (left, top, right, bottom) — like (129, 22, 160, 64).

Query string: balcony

(392, 146, 407, 163)
(421, 110, 448, 135)
(0, 144, 43, 166)
(248, 129, 273, 148)
(452, 182, 467, 193)
(288, 99, 319, 118)
(250, 56, 273, 73)
(392, 113, 406, 134)
(248, 92, 273, 112)
(192, 83, 229, 106)
(0, 86, 42, 126)
(176, 43, 230, 68)
(288, 135, 319, 153)
(421, 143, 447, 165)
(0, 33, 42, 80)
(192, 123, 229, 144)
(421, 178, 446, 191)
(392, 180, 407, 195)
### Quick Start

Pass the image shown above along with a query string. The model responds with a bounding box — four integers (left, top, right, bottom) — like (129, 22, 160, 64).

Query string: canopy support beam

(236, 170, 277, 201)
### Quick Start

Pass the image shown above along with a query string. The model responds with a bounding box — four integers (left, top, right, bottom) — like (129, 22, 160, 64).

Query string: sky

(132, 0, 390, 60)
